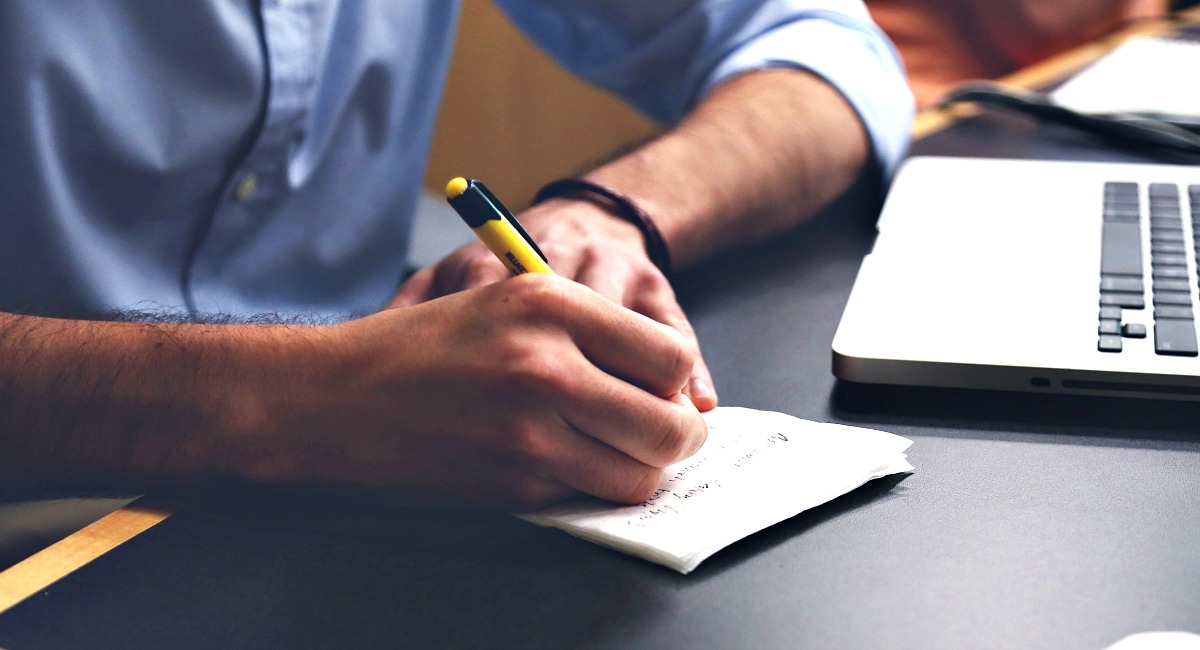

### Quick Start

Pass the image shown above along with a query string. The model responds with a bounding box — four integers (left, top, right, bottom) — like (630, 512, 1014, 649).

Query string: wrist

(211, 323, 342, 486)
(532, 178, 673, 275)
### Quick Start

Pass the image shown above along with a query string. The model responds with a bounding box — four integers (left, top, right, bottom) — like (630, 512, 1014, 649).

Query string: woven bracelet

(532, 178, 673, 276)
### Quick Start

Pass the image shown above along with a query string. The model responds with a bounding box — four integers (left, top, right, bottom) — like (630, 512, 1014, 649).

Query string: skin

(394, 68, 870, 413)
(0, 277, 702, 509)
(0, 68, 869, 510)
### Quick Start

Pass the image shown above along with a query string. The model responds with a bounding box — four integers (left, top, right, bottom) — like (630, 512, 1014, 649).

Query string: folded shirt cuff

(701, 14, 915, 182)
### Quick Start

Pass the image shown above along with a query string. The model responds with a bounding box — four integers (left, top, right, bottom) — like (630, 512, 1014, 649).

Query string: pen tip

(446, 177, 469, 199)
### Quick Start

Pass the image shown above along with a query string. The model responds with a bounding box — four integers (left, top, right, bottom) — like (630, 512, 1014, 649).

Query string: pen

(445, 177, 554, 276)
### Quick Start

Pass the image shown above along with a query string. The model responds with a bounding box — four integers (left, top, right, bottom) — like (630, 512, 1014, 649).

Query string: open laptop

(832, 155, 1200, 400)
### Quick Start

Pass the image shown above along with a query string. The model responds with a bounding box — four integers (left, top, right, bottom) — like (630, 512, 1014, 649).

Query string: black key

(1151, 253, 1187, 267)
(1104, 205, 1140, 222)
(1152, 242, 1187, 255)
(1155, 305, 1195, 320)
(1122, 322, 1148, 338)
(1155, 319, 1199, 356)
(1099, 305, 1122, 320)
(1101, 292, 1145, 308)
(1101, 222, 1142, 275)
(1098, 334, 1123, 352)
(1100, 276, 1143, 292)
(1150, 230, 1184, 243)
(1149, 183, 1179, 198)
(1153, 291, 1193, 306)
(1099, 319, 1121, 335)
(1153, 267, 1188, 279)
(1152, 278, 1191, 292)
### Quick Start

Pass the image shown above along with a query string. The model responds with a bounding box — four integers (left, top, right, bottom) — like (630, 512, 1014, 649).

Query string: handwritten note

(518, 406, 913, 574)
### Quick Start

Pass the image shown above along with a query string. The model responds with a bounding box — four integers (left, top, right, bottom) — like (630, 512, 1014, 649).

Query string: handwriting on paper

(628, 423, 790, 528)
(517, 406, 914, 574)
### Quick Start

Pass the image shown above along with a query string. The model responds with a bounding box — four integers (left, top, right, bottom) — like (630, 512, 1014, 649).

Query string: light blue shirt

(0, 1, 911, 320)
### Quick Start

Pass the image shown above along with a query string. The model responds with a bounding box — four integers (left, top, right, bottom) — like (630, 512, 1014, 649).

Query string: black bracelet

(532, 178, 673, 276)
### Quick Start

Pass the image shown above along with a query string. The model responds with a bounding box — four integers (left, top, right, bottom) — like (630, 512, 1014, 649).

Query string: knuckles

(645, 413, 698, 467)
(500, 417, 556, 468)
(495, 273, 574, 320)
(487, 330, 578, 400)
(662, 332, 695, 393)
(614, 467, 664, 504)
(459, 253, 510, 288)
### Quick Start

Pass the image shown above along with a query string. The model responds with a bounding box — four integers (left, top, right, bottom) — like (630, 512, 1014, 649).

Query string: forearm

(0, 313, 302, 494)
(583, 68, 871, 269)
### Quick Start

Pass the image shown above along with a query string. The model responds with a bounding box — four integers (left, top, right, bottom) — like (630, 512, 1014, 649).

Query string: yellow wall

(423, 1, 660, 209)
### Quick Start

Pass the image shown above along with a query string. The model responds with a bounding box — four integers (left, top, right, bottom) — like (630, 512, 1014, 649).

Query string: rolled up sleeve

(497, 0, 914, 180)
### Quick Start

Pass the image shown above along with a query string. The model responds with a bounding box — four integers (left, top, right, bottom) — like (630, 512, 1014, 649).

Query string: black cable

(940, 82, 1200, 156)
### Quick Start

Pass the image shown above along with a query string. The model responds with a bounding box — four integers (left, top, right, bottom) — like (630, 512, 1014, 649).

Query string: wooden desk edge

(0, 497, 176, 614)
(2, 4, 1197, 621)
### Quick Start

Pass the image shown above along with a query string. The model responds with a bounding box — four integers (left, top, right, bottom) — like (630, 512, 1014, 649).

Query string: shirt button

(235, 173, 259, 202)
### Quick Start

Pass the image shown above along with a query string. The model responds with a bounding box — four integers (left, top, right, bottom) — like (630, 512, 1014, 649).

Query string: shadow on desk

(832, 380, 1200, 447)
(160, 474, 908, 581)
(12, 475, 905, 648)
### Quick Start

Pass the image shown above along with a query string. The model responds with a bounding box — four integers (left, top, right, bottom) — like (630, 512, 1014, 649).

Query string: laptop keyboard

(1099, 182, 1200, 355)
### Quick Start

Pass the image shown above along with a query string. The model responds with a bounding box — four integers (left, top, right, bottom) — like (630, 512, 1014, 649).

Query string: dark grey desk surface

(3, 115, 1200, 650)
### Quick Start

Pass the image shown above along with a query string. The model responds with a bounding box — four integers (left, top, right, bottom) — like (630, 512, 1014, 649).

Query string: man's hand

(0, 276, 706, 510)
(390, 68, 876, 416)
(265, 274, 708, 510)
(390, 198, 718, 412)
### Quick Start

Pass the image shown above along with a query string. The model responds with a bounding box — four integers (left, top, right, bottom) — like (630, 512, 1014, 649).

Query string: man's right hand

(243, 273, 708, 510)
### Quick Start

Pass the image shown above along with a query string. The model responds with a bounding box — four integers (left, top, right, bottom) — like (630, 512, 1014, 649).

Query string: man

(0, 1, 911, 525)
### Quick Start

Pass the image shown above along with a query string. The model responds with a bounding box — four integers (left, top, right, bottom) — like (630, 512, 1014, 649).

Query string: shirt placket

(186, 0, 319, 311)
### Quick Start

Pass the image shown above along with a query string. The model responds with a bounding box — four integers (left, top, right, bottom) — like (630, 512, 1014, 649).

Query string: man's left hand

(390, 197, 718, 411)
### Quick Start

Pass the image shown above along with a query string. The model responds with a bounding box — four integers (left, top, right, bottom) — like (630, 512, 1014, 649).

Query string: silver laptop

(832, 155, 1200, 400)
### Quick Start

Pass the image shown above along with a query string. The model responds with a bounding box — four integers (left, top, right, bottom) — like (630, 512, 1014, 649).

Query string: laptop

(832, 155, 1200, 400)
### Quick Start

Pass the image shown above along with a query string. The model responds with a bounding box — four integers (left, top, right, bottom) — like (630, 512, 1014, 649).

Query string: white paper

(518, 406, 913, 574)
(1104, 632, 1200, 650)
(1051, 36, 1200, 119)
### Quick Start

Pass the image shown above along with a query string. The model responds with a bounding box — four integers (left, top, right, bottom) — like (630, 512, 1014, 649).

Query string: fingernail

(688, 378, 718, 411)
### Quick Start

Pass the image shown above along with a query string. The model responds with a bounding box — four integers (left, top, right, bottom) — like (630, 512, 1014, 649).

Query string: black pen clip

(474, 181, 549, 264)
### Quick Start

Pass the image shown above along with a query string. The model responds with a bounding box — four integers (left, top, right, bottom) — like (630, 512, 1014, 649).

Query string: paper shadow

(685, 472, 911, 580)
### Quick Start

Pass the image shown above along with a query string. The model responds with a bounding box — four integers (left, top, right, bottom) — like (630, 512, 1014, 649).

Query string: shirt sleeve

(494, 0, 914, 180)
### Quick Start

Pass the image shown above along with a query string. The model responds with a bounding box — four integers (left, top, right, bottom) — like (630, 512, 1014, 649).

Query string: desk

(3, 18, 1200, 650)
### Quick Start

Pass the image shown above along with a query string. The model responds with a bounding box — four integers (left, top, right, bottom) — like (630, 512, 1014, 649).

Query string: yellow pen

(445, 177, 554, 276)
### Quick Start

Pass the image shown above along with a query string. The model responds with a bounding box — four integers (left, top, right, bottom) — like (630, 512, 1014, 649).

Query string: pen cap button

(446, 177, 469, 199)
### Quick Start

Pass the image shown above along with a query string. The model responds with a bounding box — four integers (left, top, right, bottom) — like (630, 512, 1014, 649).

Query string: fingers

(519, 276, 693, 399)
(572, 248, 633, 305)
(513, 395, 704, 506)
(391, 241, 511, 308)
(362, 285, 714, 512)
(530, 424, 668, 505)
(483, 276, 709, 501)
(570, 247, 719, 411)
(559, 370, 708, 469)
(447, 246, 511, 292)
(628, 279, 719, 412)
(389, 266, 436, 309)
